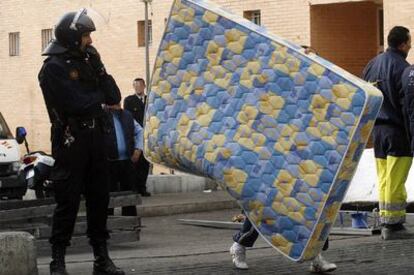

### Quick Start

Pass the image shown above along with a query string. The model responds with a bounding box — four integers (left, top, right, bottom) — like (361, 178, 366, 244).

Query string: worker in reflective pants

(363, 26, 413, 240)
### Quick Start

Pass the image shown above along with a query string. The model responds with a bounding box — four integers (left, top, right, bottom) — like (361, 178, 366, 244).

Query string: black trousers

(49, 126, 110, 247)
(134, 155, 150, 193)
(108, 159, 138, 216)
(233, 218, 329, 251)
(372, 125, 411, 159)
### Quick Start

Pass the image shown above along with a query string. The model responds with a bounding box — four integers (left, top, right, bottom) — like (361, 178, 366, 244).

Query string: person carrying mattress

(363, 26, 413, 240)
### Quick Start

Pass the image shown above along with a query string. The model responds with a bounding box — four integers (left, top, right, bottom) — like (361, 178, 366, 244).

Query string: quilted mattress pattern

(144, 0, 383, 261)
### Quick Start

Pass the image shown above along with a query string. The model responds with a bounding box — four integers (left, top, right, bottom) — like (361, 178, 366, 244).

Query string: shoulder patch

(69, 69, 79, 80)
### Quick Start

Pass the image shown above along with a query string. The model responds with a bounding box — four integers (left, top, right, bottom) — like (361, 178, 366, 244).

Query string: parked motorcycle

(20, 152, 55, 198)
(16, 127, 55, 199)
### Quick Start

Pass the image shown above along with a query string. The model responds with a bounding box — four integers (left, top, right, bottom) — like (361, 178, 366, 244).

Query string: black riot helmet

(42, 8, 96, 55)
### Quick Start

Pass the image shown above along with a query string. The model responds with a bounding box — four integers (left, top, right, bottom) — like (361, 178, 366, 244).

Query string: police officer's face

(80, 32, 93, 52)
(133, 80, 146, 96)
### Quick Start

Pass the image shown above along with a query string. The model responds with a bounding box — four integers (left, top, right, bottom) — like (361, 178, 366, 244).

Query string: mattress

(144, 0, 383, 261)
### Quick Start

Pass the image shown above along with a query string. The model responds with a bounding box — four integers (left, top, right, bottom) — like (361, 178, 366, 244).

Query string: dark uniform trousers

(135, 155, 150, 194)
(108, 159, 138, 216)
(50, 120, 110, 246)
(233, 218, 329, 251)
(123, 95, 150, 194)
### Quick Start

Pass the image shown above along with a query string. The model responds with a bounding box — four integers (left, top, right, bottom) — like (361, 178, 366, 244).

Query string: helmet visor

(70, 8, 96, 32)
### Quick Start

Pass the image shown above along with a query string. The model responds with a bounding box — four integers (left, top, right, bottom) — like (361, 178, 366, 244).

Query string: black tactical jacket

(39, 52, 120, 122)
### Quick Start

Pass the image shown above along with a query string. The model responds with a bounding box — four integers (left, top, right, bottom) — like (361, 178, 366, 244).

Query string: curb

(137, 191, 238, 217)
(138, 199, 238, 217)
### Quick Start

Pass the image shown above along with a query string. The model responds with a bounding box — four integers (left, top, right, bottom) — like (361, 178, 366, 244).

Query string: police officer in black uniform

(38, 9, 125, 275)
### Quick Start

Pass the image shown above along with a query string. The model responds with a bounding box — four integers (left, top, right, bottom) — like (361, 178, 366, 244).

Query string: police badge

(69, 69, 79, 80)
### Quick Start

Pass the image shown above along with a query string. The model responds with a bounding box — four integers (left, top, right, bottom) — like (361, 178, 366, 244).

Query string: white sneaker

(309, 254, 337, 273)
(229, 242, 249, 269)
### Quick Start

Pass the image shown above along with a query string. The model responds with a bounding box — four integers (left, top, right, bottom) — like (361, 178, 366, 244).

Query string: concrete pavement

(36, 192, 414, 275)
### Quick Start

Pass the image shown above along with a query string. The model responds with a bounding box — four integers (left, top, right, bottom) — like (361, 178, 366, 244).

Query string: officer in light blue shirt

(105, 103, 144, 216)
(112, 108, 143, 161)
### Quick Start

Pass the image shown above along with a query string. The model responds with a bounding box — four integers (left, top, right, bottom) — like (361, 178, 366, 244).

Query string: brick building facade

(0, 0, 410, 152)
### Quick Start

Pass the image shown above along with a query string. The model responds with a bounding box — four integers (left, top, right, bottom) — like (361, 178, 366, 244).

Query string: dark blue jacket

(124, 95, 146, 126)
(105, 109, 136, 161)
(402, 65, 414, 151)
(363, 48, 412, 157)
(363, 48, 409, 129)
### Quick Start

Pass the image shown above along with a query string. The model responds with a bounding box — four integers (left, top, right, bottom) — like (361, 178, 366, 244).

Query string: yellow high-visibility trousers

(376, 156, 412, 224)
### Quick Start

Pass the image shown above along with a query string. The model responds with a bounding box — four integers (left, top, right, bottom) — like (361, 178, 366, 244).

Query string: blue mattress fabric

(144, 0, 383, 261)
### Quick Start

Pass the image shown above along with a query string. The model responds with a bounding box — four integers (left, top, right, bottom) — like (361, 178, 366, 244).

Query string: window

(244, 10, 261, 26)
(41, 29, 54, 52)
(138, 20, 153, 47)
(9, 32, 20, 56)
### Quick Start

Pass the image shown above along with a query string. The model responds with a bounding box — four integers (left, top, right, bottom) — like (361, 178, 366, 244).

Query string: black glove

(86, 46, 121, 105)
(86, 46, 106, 76)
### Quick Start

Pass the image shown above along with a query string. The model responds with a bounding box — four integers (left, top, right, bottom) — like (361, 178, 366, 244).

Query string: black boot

(92, 243, 125, 275)
(50, 244, 68, 275)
